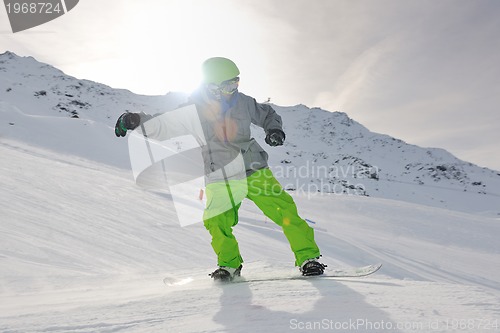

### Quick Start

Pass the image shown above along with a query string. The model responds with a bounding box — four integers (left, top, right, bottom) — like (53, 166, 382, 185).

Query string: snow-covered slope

(1, 51, 499, 216)
(1, 142, 499, 332)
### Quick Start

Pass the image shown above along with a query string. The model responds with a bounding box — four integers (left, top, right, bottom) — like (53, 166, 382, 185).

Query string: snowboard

(164, 263, 382, 286)
(229, 263, 382, 284)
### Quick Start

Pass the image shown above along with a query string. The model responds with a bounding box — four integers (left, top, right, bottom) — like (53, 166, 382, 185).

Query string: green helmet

(202, 57, 240, 85)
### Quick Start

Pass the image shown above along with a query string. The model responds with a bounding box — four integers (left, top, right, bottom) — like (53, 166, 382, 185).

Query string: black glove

(115, 113, 141, 137)
(265, 129, 285, 146)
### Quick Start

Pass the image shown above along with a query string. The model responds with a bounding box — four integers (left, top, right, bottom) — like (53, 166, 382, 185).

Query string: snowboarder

(115, 57, 325, 281)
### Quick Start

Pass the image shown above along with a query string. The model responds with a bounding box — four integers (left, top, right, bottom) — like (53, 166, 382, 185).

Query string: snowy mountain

(268, 105, 500, 216)
(1, 51, 499, 216)
(1, 51, 500, 332)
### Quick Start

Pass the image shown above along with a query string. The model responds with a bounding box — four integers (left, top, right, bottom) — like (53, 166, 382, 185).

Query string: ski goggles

(207, 77, 240, 96)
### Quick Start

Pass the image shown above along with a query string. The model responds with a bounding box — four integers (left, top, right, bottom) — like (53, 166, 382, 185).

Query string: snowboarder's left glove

(265, 129, 285, 146)
(115, 112, 141, 137)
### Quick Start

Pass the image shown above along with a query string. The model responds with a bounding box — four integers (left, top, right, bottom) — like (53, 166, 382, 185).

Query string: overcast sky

(1, 0, 499, 170)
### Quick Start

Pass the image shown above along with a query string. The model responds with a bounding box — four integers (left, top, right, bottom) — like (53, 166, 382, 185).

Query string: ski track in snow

(1, 142, 500, 332)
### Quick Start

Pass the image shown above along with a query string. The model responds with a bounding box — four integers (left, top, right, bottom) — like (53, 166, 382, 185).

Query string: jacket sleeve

(250, 99, 283, 133)
(137, 104, 205, 144)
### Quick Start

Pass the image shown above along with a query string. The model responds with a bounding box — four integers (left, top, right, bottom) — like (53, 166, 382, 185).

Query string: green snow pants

(203, 168, 320, 268)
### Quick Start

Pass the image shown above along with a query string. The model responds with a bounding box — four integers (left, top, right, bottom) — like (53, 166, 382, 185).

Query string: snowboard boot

(300, 258, 327, 276)
(209, 265, 242, 282)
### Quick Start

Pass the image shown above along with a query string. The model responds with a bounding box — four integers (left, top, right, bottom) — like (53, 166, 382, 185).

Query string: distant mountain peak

(0, 50, 18, 58)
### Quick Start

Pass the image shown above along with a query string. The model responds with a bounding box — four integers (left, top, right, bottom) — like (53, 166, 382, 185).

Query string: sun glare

(115, 1, 266, 96)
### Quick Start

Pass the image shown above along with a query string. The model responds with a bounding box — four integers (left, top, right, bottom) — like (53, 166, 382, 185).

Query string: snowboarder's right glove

(115, 113, 141, 137)
(265, 129, 285, 146)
